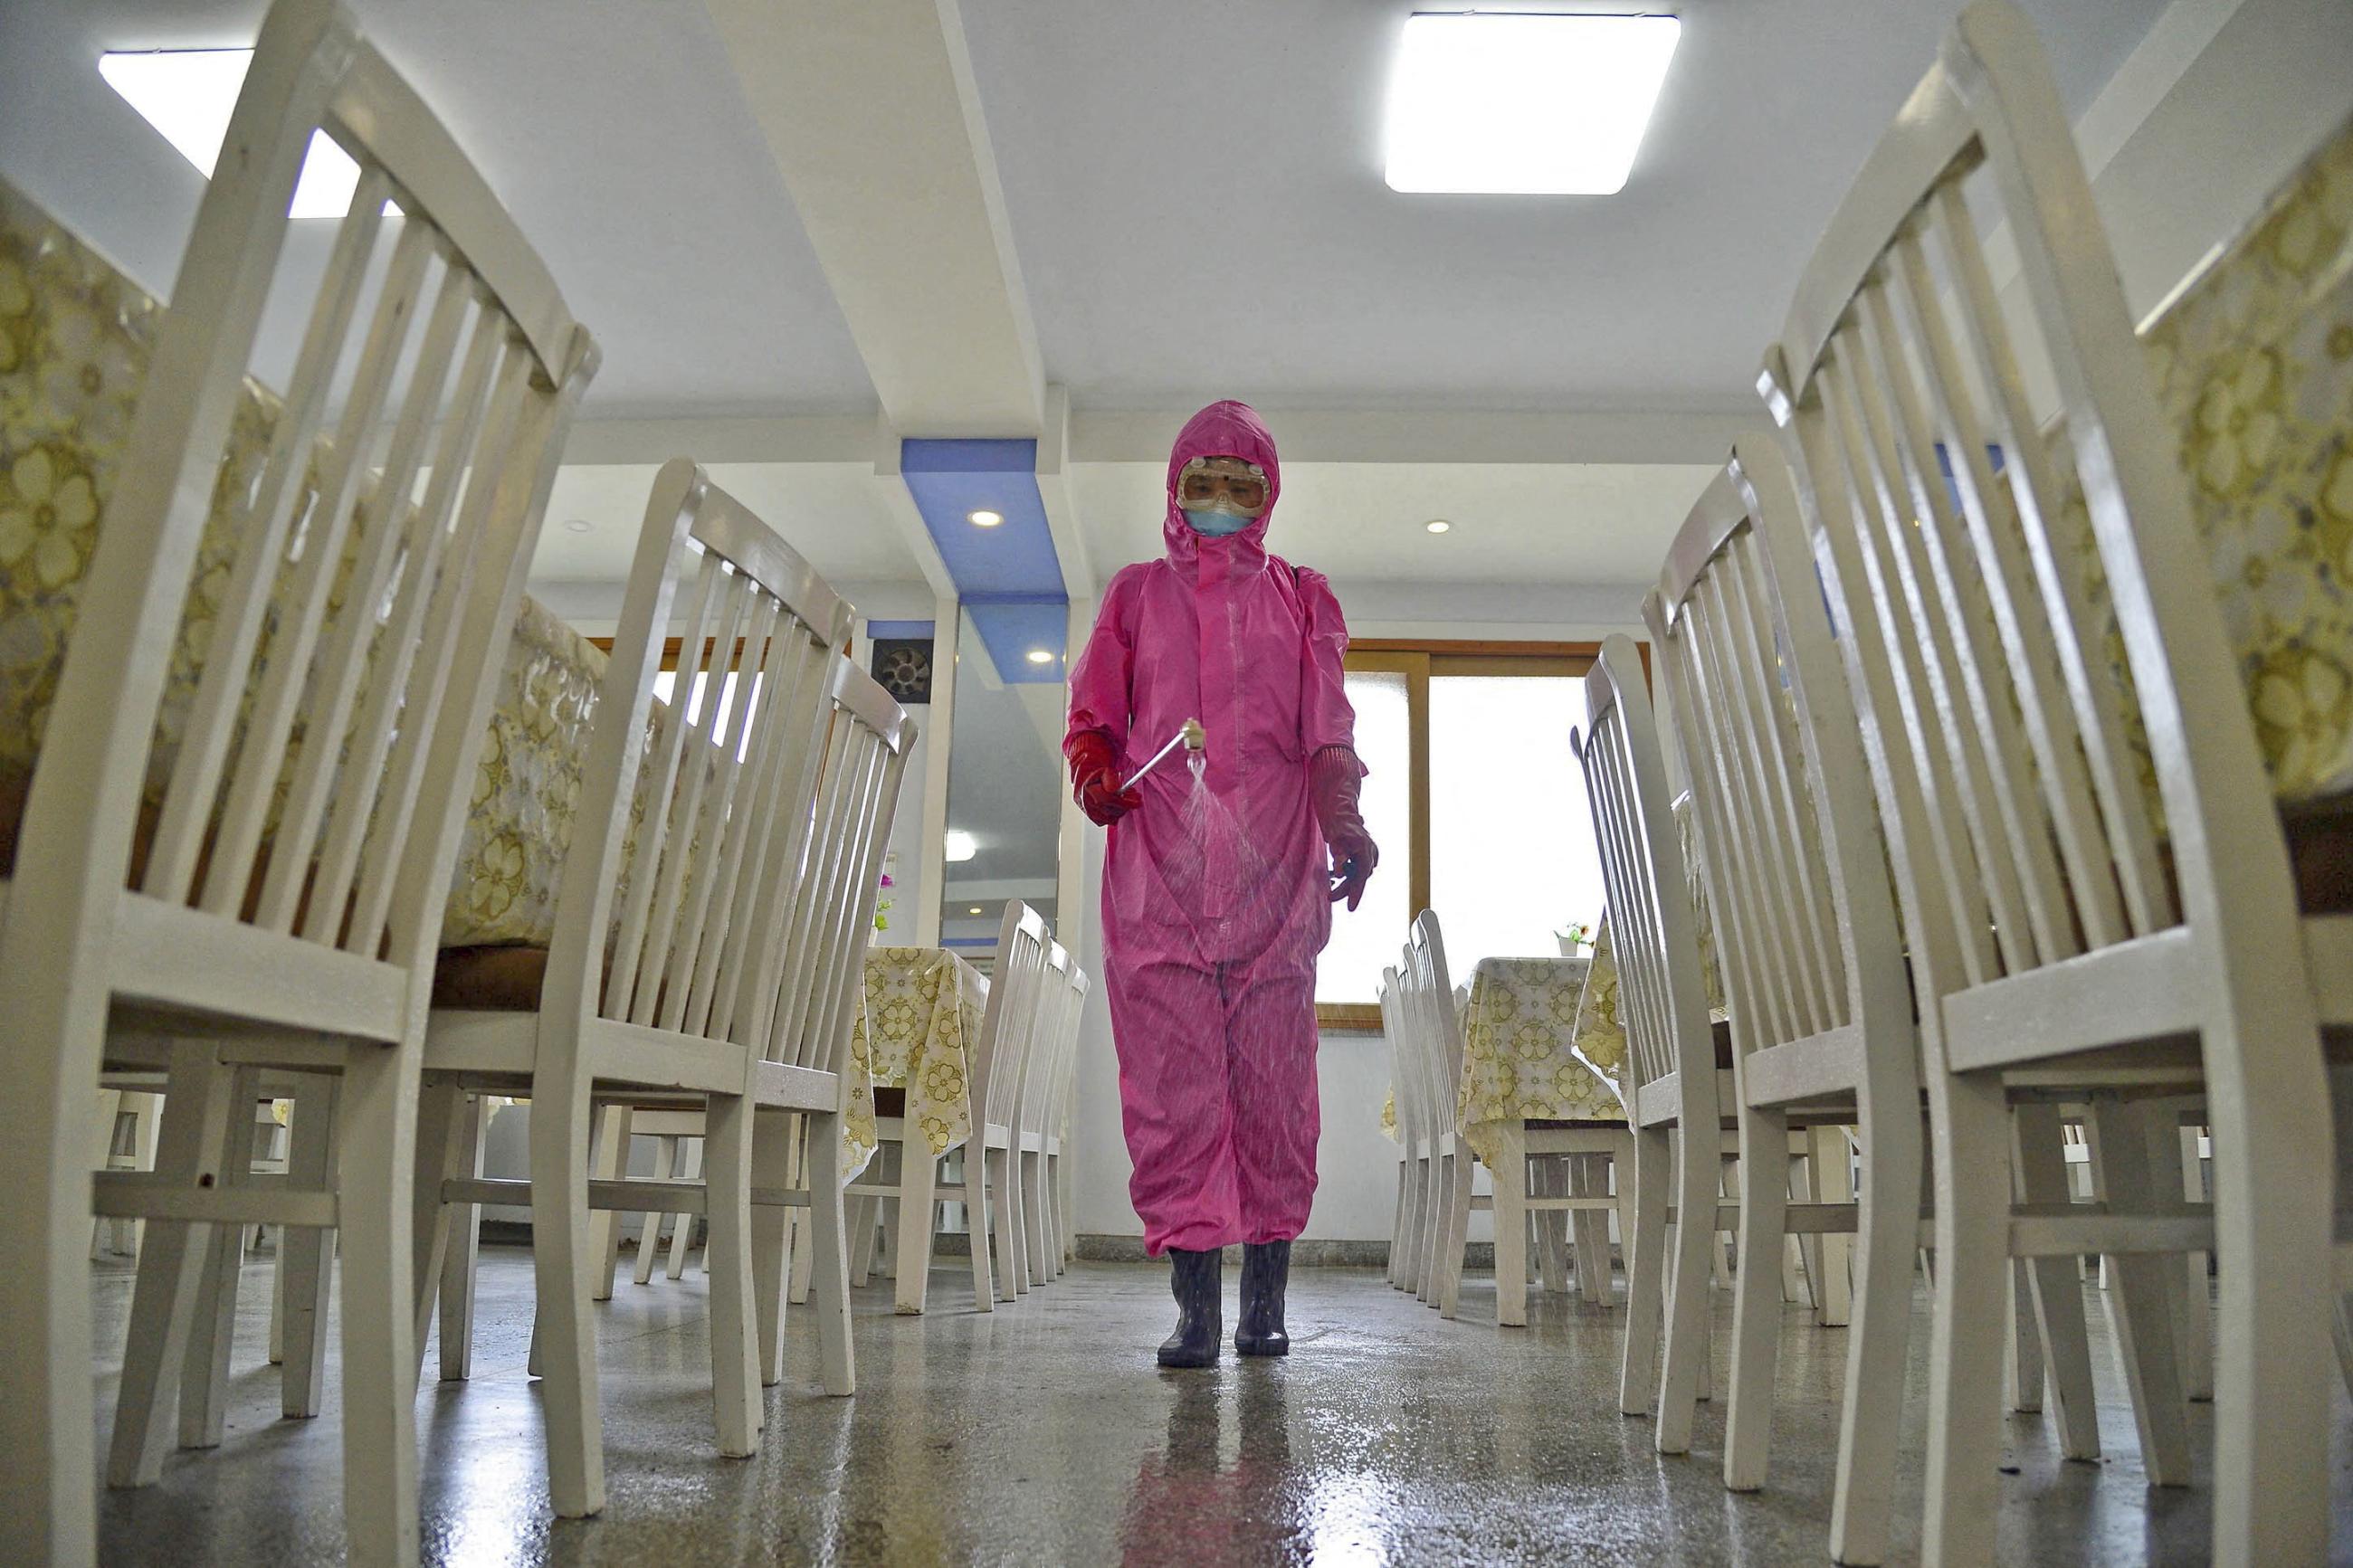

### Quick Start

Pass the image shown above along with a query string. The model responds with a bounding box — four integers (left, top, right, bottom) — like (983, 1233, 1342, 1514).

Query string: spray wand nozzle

(1120, 718, 1206, 793)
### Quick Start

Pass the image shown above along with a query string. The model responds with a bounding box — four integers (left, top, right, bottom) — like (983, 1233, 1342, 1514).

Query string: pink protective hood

(1162, 400, 1282, 575)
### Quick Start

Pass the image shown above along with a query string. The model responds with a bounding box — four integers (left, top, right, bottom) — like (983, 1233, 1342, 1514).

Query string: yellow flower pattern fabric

(0, 176, 606, 949)
(1453, 955, 1622, 1167)
(2131, 109, 2353, 801)
(848, 947, 985, 1167)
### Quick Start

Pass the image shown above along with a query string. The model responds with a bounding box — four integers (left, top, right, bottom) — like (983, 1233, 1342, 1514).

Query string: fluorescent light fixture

(943, 830, 978, 863)
(967, 509, 1004, 527)
(100, 49, 398, 219)
(1385, 14, 1681, 195)
(1024, 648, 1055, 665)
(1425, 518, 1452, 534)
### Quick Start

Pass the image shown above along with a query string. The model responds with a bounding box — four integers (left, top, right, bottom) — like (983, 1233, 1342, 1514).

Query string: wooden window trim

(1314, 636, 1640, 1032)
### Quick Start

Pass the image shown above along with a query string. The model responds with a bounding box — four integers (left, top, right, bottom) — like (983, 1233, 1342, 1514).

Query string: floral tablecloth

(1455, 954, 1621, 1165)
(846, 946, 987, 1170)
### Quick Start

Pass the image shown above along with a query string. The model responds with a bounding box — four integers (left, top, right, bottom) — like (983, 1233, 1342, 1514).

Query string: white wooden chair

(1379, 967, 1420, 1289)
(840, 902, 1045, 1313)
(1015, 946, 1088, 1283)
(1756, 5, 2334, 1560)
(1044, 961, 1090, 1275)
(1643, 453, 1936, 1562)
(0, 1, 595, 1557)
(1409, 912, 1635, 1329)
(1570, 643, 1725, 1456)
(414, 460, 875, 1516)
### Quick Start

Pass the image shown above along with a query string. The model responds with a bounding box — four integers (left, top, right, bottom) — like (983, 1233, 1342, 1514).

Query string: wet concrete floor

(89, 1245, 2352, 1564)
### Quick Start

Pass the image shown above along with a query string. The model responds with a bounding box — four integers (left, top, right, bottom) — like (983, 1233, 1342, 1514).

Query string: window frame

(1317, 638, 1639, 1033)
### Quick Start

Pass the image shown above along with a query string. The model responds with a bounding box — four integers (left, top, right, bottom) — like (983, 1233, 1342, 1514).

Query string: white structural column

(704, 0, 1046, 438)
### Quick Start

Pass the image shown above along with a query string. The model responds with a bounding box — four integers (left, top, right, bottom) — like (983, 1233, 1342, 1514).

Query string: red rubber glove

(1066, 728, 1141, 827)
(1310, 745, 1377, 910)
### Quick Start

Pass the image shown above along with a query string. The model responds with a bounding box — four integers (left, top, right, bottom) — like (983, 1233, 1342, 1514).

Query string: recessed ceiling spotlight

(967, 906, 984, 916)
(1385, 14, 1682, 195)
(563, 518, 593, 533)
(968, 509, 1004, 527)
(1025, 648, 1055, 665)
(1425, 518, 1453, 534)
(943, 830, 978, 862)
(100, 50, 401, 219)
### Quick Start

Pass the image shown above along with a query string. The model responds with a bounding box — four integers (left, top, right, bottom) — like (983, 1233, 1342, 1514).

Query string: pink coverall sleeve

(1065, 572, 1137, 759)
(1295, 567, 1361, 767)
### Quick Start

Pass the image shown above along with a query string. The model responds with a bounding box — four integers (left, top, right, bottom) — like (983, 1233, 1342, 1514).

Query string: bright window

(1316, 643, 1616, 1027)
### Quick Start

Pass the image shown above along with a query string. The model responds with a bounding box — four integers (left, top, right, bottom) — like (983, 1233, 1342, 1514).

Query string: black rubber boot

(1234, 1240, 1291, 1356)
(1157, 1248, 1223, 1368)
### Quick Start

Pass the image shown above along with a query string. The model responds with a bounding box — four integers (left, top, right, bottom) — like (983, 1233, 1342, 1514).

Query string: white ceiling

(958, 0, 2171, 409)
(0, 0, 874, 416)
(1074, 461, 1724, 589)
(1, 0, 2191, 604)
(537, 462, 923, 587)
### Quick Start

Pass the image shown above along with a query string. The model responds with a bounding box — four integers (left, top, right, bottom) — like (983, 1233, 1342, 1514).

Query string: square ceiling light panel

(1385, 13, 1682, 195)
(100, 49, 395, 219)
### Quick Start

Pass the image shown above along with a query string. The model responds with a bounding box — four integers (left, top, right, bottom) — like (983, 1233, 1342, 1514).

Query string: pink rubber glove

(1310, 746, 1377, 910)
(1067, 728, 1142, 827)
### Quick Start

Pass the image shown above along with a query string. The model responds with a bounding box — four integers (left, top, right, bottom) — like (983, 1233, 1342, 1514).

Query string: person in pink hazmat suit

(1063, 401, 1377, 1368)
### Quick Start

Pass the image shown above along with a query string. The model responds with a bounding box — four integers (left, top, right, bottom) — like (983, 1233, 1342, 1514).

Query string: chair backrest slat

(1755, 0, 2282, 1016)
(1573, 639, 1716, 1126)
(1647, 451, 1913, 1069)
(974, 903, 1051, 1132)
(548, 461, 853, 1060)
(14, 0, 595, 992)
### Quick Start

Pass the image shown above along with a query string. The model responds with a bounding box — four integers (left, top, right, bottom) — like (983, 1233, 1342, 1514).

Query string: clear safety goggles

(1176, 456, 1270, 518)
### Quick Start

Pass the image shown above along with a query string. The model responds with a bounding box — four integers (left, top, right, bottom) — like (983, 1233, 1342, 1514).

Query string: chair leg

(986, 1148, 1021, 1304)
(90, 1088, 123, 1260)
(1825, 1095, 1923, 1568)
(1021, 1150, 1050, 1289)
(846, 1187, 879, 1289)
(634, 1136, 678, 1286)
(963, 1141, 996, 1311)
(805, 1110, 857, 1397)
(527, 1078, 605, 1520)
(2012, 1100, 2101, 1461)
(588, 1106, 632, 1303)
(665, 1134, 701, 1279)
(702, 1092, 758, 1457)
(439, 1093, 487, 1382)
(2005, 1259, 2045, 1414)
(2158, 1116, 2213, 1402)
(1005, 1145, 1032, 1297)
(1568, 1156, 1608, 1302)
(279, 1077, 338, 1419)
(750, 1108, 795, 1387)
(1810, 1125, 1855, 1327)
(1409, 1151, 1438, 1301)
(108, 1045, 237, 1488)
(2082, 1098, 2192, 1488)
(333, 1044, 424, 1568)
(1724, 1104, 1787, 1494)
(893, 1139, 938, 1315)
(1920, 1075, 2016, 1568)
(1654, 1122, 1717, 1456)
(1493, 1123, 1529, 1328)
(407, 1081, 463, 1381)
(1619, 1124, 1671, 1418)
(1610, 1135, 1636, 1310)
(1435, 1145, 1475, 1320)
(178, 1065, 264, 1453)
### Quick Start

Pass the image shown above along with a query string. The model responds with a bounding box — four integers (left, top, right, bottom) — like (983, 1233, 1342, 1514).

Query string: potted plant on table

(1557, 920, 1595, 959)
